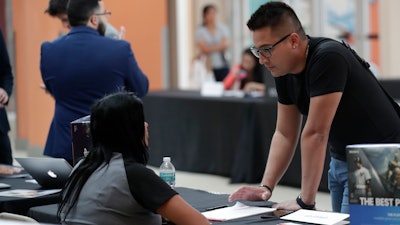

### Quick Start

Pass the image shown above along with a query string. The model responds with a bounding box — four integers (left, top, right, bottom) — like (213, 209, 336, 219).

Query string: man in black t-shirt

(228, 2, 400, 213)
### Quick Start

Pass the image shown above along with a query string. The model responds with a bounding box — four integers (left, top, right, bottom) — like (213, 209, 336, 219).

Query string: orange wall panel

(369, 0, 380, 67)
(12, 0, 57, 147)
(106, 0, 167, 90)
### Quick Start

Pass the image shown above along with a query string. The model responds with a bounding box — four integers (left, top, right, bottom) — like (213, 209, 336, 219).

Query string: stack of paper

(201, 202, 275, 221)
(281, 209, 349, 225)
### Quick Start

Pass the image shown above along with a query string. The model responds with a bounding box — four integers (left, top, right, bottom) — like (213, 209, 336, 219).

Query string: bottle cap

(163, 157, 171, 162)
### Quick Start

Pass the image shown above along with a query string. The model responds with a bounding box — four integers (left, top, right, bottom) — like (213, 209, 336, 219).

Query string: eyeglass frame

(95, 10, 112, 16)
(250, 33, 291, 58)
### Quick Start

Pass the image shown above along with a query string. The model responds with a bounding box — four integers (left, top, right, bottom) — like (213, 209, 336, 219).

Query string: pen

(205, 205, 228, 211)
(260, 215, 279, 221)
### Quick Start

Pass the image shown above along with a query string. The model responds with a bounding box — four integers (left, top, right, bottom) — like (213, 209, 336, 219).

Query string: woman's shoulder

(124, 160, 154, 174)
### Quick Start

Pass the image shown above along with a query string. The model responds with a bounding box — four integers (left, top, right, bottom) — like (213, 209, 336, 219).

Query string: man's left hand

(272, 199, 302, 211)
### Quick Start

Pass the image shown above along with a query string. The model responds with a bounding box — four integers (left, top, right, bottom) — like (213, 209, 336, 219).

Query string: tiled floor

(9, 111, 332, 212)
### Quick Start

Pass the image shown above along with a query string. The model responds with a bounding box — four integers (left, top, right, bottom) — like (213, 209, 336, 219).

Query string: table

(28, 187, 286, 225)
(143, 90, 330, 191)
(28, 186, 349, 225)
(0, 176, 60, 216)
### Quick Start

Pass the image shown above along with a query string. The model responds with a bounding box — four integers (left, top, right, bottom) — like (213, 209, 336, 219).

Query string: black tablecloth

(0, 176, 61, 215)
(143, 90, 329, 191)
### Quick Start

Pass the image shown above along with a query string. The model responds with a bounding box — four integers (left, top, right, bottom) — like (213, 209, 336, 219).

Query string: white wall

(175, 0, 400, 89)
(380, 0, 400, 78)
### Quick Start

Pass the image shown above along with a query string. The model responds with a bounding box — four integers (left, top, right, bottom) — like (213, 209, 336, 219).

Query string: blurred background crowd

(0, 0, 398, 156)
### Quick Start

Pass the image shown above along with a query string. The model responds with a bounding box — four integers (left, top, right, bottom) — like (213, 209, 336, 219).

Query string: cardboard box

(346, 143, 400, 224)
(70, 115, 90, 166)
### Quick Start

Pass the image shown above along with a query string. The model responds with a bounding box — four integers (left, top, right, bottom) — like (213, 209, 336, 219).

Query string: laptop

(15, 157, 72, 189)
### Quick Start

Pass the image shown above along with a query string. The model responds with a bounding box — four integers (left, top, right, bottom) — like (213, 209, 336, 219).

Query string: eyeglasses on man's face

(250, 34, 291, 58)
(95, 10, 112, 17)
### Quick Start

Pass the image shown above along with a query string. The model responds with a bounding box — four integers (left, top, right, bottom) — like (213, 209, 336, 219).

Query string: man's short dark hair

(67, 0, 101, 27)
(247, 1, 306, 37)
(45, 0, 68, 16)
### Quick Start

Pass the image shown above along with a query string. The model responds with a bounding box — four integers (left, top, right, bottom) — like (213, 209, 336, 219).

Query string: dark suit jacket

(0, 28, 13, 135)
(40, 26, 149, 160)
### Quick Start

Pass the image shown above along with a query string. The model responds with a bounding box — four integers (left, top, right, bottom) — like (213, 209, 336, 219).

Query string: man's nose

(258, 55, 269, 65)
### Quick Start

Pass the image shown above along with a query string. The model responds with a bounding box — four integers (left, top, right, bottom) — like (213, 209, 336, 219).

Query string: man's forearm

(299, 134, 327, 204)
(261, 132, 298, 189)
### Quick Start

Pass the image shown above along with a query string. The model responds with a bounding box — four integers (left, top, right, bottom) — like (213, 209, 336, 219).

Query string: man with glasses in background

(229, 1, 400, 214)
(45, 0, 123, 39)
(40, 0, 148, 165)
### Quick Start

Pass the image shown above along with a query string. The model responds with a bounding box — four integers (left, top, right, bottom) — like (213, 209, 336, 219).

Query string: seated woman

(223, 48, 266, 94)
(57, 92, 210, 225)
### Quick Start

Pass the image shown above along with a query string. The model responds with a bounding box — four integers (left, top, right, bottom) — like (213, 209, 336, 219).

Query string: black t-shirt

(275, 37, 400, 159)
(125, 158, 177, 212)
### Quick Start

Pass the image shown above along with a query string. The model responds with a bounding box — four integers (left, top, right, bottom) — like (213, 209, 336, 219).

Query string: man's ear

(89, 15, 98, 26)
(289, 32, 300, 47)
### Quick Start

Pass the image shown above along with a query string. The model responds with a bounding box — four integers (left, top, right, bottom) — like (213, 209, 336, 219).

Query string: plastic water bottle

(159, 157, 175, 189)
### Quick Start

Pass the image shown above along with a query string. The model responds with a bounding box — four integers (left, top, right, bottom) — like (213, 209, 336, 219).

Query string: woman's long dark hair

(57, 91, 149, 221)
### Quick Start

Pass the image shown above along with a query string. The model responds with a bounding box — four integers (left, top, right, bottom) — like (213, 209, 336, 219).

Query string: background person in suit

(40, 0, 149, 165)
(45, 0, 123, 39)
(58, 92, 211, 225)
(0, 28, 14, 165)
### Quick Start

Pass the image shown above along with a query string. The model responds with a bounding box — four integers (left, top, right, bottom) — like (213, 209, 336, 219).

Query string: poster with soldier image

(347, 144, 400, 206)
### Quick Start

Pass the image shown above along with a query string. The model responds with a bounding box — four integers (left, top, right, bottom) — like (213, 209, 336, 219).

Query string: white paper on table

(201, 201, 275, 221)
(281, 209, 349, 225)
(0, 189, 61, 198)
